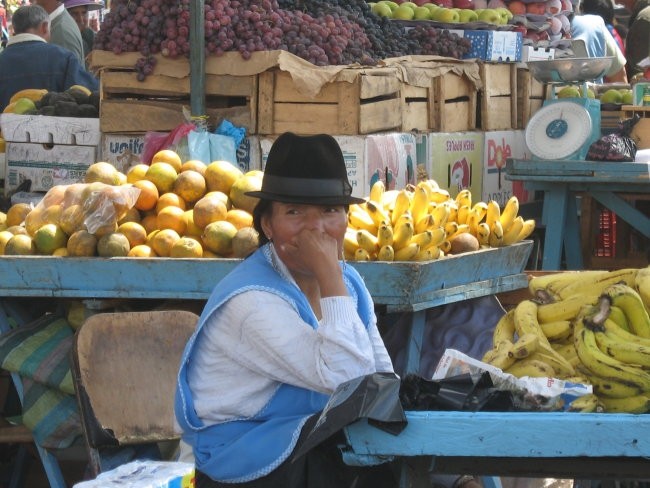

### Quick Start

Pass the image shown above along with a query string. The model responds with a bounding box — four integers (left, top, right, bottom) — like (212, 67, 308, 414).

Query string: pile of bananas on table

(344, 180, 535, 262)
(482, 267, 650, 413)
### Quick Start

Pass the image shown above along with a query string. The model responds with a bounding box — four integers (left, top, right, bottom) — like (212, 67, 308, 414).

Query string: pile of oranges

(0, 150, 263, 259)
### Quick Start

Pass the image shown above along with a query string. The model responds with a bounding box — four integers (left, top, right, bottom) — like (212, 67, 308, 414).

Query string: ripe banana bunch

(485, 267, 650, 413)
(345, 181, 536, 261)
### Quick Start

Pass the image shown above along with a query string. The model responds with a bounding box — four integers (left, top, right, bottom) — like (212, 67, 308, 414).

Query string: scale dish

(526, 57, 614, 83)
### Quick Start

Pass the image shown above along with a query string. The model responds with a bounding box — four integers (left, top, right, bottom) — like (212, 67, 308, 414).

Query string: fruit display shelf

(0, 241, 532, 311)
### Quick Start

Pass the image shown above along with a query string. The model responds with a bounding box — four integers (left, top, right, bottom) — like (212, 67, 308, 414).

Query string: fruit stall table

(505, 159, 650, 271)
(0, 242, 531, 487)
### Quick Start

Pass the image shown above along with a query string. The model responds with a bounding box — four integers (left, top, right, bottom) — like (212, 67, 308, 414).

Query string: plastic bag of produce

(141, 123, 195, 165)
(586, 115, 640, 162)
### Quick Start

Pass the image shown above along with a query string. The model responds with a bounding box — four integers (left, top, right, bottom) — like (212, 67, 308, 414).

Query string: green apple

(401, 1, 419, 10)
(477, 8, 501, 23)
(496, 7, 513, 23)
(580, 86, 596, 99)
(424, 3, 441, 15)
(383, 0, 399, 11)
(413, 5, 432, 19)
(393, 4, 416, 19)
(557, 86, 581, 99)
(458, 8, 479, 22)
(433, 7, 460, 22)
(372, 1, 394, 17)
(621, 89, 634, 104)
(599, 88, 623, 104)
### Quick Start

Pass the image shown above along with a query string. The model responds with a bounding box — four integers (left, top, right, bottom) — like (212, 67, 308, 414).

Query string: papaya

(9, 89, 48, 105)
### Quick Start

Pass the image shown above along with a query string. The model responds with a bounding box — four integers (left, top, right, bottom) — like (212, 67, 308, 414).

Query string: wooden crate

(622, 106, 650, 149)
(580, 195, 649, 270)
(516, 68, 545, 129)
(479, 63, 517, 131)
(257, 69, 401, 135)
(91, 51, 258, 134)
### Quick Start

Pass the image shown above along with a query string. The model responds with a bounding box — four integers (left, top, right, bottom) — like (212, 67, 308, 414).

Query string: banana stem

(588, 297, 611, 330)
(534, 289, 554, 304)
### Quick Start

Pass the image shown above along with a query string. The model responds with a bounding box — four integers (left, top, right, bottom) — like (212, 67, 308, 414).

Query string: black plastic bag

(586, 115, 640, 162)
(292, 372, 407, 459)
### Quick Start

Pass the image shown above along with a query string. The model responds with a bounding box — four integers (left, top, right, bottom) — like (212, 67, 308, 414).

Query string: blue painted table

(505, 159, 650, 270)
(0, 242, 532, 487)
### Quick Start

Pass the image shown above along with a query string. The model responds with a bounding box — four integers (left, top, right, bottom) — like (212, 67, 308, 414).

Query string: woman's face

(68, 5, 89, 31)
(261, 202, 348, 273)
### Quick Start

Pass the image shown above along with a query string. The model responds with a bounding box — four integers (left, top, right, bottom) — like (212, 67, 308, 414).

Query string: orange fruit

(181, 160, 207, 176)
(41, 185, 67, 208)
(202, 249, 219, 258)
(116, 172, 127, 186)
(100, 185, 132, 220)
(117, 206, 142, 225)
(0, 230, 15, 254)
(156, 192, 186, 213)
(225, 209, 253, 230)
(231, 227, 259, 258)
(92, 219, 119, 238)
(34, 224, 68, 254)
(133, 179, 159, 211)
(204, 191, 230, 208)
(126, 163, 150, 183)
(150, 228, 181, 257)
(52, 247, 69, 257)
(62, 183, 87, 207)
(128, 244, 157, 257)
(117, 221, 148, 247)
(42, 204, 63, 225)
(67, 230, 98, 256)
(173, 170, 206, 204)
(84, 162, 121, 185)
(170, 236, 203, 258)
(145, 162, 178, 194)
(229, 173, 262, 214)
(24, 207, 45, 236)
(204, 160, 243, 194)
(4, 234, 36, 255)
(183, 210, 202, 238)
(156, 206, 186, 234)
(97, 232, 131, 257)
(193, 194, 227, 229)
(140, 214, 159, 234)
(152, 149, 183, 173)
(201, 220, 237, 256)
(6, 203, 33, 227)
(59, 204, 86, 235)
(6, 225, 28, 236)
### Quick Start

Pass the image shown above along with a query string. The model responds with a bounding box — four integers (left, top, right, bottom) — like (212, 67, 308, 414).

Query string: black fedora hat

(245, 132, 365, 205)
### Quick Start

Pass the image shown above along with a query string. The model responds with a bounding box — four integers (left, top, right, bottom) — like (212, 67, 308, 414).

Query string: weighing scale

(525, 56, 614, 160)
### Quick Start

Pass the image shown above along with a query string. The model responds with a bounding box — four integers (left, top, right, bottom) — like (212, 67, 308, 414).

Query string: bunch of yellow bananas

(345, 180, 536, 262)
(482, 266, 650, 413)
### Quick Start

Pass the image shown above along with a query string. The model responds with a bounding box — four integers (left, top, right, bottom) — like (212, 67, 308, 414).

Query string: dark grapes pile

(94, 0, 472, 79)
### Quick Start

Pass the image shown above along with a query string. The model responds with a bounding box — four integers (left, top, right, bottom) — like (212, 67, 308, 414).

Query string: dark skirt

(195, 414, 398, 488)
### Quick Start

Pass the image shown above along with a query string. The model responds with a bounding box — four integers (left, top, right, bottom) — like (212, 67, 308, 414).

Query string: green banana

(505, 357, 555, 378)
(600, 283, 650, 338)
(568, 393, 603, 413)
(634, 265, 650, 312)
(492, 309, 515, 345)
(574, 318, 650, 392)
(608, 305, 631, 332)
(537, 294, 599, 323)
(510, 332, 539, 359)
(599, 394, 650, 414)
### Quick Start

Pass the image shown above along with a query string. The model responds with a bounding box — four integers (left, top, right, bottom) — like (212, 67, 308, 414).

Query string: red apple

(507, 0, 526, 15)
(454, 0, 475, 9)
(434, 0, 454, 7)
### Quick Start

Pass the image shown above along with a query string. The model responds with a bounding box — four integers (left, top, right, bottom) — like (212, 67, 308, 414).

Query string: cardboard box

(5, 142, 97, 192)
(0, 114, 100, 145)
(100, 133, 146, 173)
(260, 133, 417, 199)
(450, 30, 523, 62)
(235, 135, 262, 173)
(482, 130, 533, 207)
(426, 131, 484, 199)
(521, 46, 555, 62)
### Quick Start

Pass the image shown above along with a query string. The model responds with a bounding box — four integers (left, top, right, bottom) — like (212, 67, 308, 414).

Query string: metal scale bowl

(525, 57, 614, 160)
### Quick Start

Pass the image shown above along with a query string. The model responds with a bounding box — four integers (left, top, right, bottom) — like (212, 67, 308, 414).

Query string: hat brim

(66, 1, 104, 11)
(245, 190, 365, 206)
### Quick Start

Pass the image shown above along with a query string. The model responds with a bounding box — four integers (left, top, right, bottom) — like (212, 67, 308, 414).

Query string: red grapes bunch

(94, 0, 472, 79)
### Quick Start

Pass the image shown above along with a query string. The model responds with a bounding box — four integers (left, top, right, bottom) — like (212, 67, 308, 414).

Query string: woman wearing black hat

(175, 132, 397, 488)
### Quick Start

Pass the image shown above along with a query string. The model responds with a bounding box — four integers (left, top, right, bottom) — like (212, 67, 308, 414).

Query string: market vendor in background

(64, 0, 102, 62)
(32, 0, 84, 63)
(0, 4, 98, 111)
(570, 0, 628, 82)
(626, 3, 650, 79)
(581, 0, 626, 55)
(175, 132, 400, 488)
